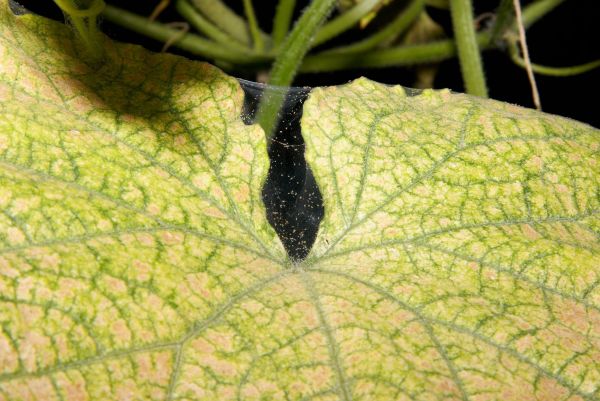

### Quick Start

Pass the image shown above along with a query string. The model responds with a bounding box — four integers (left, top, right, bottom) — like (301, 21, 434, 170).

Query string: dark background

(17, 0, 600, 127)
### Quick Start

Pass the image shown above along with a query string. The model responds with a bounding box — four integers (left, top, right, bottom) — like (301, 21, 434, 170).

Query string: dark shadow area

(240, 80, 324, 262)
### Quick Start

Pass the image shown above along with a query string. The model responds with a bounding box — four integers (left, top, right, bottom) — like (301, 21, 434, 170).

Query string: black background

(17, 0, 600, 127)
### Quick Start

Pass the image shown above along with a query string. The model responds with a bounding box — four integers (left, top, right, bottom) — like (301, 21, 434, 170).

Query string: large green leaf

(303, 80, 600, 399)
(1, 2, 599, 400)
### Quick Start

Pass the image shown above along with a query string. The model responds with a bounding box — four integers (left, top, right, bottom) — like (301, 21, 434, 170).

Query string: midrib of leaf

(302, 79, 599, 398)
(320, 212, 600, 260)
(411, 240, 600, 310)
(0, 268, 293, 384)
(0, 158, 280, 262)
(305, 266, 472, 400)
(299, 271, 353, 401)
(317, 131, 595, 260)
(1, 81, 279, 264)
(310, 215, 600, 315)
(0, 92, 284, 264)
(1, 13, 278, 261)
(348, 111, 377, 226)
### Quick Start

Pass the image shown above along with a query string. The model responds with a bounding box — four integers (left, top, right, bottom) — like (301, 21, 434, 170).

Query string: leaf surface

(1, 2, 599, 400)
(303, 79, 600, 400)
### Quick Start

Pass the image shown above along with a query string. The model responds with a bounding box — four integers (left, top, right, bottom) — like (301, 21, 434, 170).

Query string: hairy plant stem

(102, 5, 269, 64)
(272, 0, 297, 48)
(449, 0, 488, 97)
(320, 0, 425, 55)
(256, 0, 337, 138)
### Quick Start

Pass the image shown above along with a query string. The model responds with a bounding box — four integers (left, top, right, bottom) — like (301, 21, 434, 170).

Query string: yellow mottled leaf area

(0, 1, 599, 401)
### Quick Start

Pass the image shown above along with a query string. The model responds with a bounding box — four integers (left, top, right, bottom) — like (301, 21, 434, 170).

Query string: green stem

(256, 0, 337, 137)
(54, 0, 104, 17)
(449, 0, 488, 96)
(300, 0, 562, 74)
(490, 0, 514, 43)
(313, 0, 381, 47)
(101, 4, 269, 64)
(69, 14, 91, 45)
(242, 0, 264, 51)
(320, 0, 425, 55)
(53, 0, 104, 61)
(189, 0, 268, 47)
(509, 43, 600, 77)
(521, 0, 565, 28)
(102, 0, 563, 79)
(272, 0, 297, 48)
(301, 32, 491, 72)
(176, 0, 251, 53)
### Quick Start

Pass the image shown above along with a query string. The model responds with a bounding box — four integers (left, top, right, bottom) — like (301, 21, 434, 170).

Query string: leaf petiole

(256, 0, 337, 137)
(449, 0, 488, 97)
(53, 0, 105, 62)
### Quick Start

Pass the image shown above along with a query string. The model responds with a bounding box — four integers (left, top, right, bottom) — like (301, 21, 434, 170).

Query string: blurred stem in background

(448, 0, 487, 97)
(508, 40, 600, 77)
(59, 0, 598, 137)
(272, 0, 297, 48)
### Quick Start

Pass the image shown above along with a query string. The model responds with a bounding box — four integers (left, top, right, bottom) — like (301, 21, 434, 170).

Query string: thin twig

(313, 0, 381, 47)
(149, 0, 170, 21)
(161, 21, 189, 52)
(512, 0, 541, 110)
